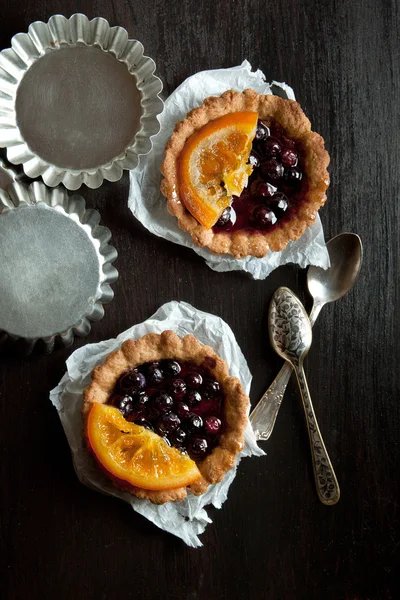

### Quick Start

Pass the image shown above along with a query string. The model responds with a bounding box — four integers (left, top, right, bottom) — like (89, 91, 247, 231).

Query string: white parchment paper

(50, 301, 265, 547)
(129, 60, 330, 279)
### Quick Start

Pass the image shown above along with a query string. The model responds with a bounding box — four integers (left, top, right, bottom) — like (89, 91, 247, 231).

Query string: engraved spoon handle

(250, 361, 293, 440)
(249, 301, 323, 440)
(294, 364, 340, 505)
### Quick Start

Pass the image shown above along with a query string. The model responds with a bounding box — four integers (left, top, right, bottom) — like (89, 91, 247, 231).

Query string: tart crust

(161, 89, 330, 258)
(82, 330, 249, 504)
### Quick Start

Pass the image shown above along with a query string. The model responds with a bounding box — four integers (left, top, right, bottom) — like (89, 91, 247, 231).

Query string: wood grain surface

(0, 1, 399, 599)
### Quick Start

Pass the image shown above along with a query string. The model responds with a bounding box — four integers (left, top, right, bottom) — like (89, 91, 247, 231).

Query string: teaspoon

(269, 287, 340, 505)
(250, 233, 363, 440)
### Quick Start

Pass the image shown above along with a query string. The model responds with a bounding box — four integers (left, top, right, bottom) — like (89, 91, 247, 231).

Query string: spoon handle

(249, 361, 293, 440)
(294, 365, 340, 505)
(249, 301, 323, 440)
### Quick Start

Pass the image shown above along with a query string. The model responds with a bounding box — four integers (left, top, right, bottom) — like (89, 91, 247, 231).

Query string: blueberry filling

(108, 359, 225, 459)
(213, 120, 305, 234)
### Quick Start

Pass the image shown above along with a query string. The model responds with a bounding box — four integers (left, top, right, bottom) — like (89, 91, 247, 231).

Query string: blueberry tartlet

(83, 331, 249, 504)
(161, 89, 330, 258)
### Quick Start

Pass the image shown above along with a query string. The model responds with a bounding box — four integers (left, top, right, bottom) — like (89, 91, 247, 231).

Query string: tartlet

(161, 89, 330, 258)
(83, 330, 249, 504)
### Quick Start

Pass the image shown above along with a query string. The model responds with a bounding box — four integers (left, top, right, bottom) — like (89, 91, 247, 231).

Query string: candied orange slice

(86, 404, 201, 491)
(178, 111, 258, 229)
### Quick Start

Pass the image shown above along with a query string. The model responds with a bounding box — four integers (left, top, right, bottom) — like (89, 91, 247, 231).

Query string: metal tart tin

(0, 181, 118, 352)
(0, 14, 163, 190)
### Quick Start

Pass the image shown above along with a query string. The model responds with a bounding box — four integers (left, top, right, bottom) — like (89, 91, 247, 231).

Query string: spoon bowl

(307, 232, 363, 307)
(269, 287, 312, 368)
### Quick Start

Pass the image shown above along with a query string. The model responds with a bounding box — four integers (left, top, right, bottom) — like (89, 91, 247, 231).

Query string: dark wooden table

(1, 1, 399, 599)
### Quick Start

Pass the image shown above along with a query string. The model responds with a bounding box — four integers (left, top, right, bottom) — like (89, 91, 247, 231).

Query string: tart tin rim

(0, 181, 119, 353)
(0, 13, 164, 190)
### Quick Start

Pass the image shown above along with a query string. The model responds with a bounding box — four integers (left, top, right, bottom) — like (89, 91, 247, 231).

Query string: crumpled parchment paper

(129, 60, 330, 279)
(50, 301, 265, 547)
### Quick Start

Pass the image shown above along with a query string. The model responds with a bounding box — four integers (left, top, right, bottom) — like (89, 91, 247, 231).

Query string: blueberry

(170, 428, 187, 448)
(253, 206, 277, 229)
(186, 413, 203, 432)
(152, 391, 174, 414)
(131, 390, 150, 406)
(255, 181, 276, 198)
(127, 406, 145, 422)
(147, 365, 164, 385)
(175, 402, 190, 419)
(204, 416, 222, 435)
(262, 138, 282, 158)
(284, 167, 303, 184)
(156, 412, 181, 436)
(281, 148, 298, 167)
(169, 378, 187, 401)
(255, 120, 270, 141)
(162, 360, 181, 378)
(267, 192, 288, 217)
(216, 206, 232, 227)
(189, 437, 208, 458)
(187, 390, 202, 406)
(186, 372, 203, 389)
(248, 150, 261, 168)
(260, 159, 284, 182)
(119, 369, 146, 391)
(114, 394, 134, 415)
(202, 379, 221, 398)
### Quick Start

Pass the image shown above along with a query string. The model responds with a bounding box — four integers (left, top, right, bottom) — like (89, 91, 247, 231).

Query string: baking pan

(0, 181, 118, 352)
(0, 14, 163, 190)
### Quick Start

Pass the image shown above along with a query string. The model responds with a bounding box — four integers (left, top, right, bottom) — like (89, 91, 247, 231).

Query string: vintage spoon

(268, 287, 340, 505)
(250, 233, 363, 440)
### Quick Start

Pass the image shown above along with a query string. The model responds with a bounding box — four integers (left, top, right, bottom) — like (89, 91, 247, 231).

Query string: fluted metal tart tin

(0, 181, 118, 352)
(0, 14, 163, 190)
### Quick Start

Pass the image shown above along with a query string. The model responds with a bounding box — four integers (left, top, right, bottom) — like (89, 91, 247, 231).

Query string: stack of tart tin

(0, 14, 163, 352)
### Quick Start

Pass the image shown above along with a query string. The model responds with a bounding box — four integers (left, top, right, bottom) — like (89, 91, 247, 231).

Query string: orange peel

(86, 403, 201, 491)
(177, 111, 258, 228)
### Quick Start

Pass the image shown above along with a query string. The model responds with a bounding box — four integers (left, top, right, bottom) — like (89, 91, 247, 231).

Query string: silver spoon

(269, 287, 340, 505)
(250, 232, 363, 440)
